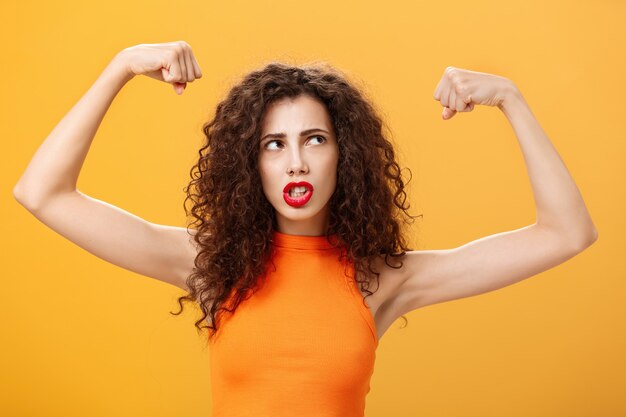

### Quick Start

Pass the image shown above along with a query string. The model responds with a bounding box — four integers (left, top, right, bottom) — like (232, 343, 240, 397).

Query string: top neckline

(270, 230, 340, 250)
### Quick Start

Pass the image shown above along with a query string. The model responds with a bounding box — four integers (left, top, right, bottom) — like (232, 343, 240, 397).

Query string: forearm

(499, 86, 598, 246)
(14, 52, 134, 209)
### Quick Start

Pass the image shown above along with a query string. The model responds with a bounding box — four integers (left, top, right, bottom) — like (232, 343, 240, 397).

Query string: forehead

(261, 94, 333, 132)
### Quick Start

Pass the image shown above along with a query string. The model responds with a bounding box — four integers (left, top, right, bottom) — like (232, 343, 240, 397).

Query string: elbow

(537, 221, 599, 253)
(13, 183, 26, 204)
(13, 187, 31, 211)
(13, 183, 76, 212)
(572, 227, 598, 252)
(585, 221, 599, 246)
(13, 183, 38, 211)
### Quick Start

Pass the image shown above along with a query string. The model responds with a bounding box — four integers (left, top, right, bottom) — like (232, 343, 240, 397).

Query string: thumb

(442, 107, 456, 120)
(172, 82, 186, 95)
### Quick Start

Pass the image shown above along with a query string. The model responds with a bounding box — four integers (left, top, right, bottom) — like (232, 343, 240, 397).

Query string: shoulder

(354, 252, 412, 314)
(366, 250, 435, 322)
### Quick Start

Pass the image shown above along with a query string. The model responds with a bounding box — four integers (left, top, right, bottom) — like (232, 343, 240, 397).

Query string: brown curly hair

(170, 60, 422, 344)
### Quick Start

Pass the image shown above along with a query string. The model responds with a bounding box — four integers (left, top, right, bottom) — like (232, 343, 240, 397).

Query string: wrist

(498, 81, 526, 117)
(105, 51, 135, 86)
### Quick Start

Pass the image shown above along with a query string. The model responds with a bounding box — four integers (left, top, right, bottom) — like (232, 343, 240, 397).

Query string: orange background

(2, 0, 624, 416)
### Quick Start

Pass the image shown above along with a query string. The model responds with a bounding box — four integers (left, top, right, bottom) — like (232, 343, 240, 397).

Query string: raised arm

(13, 41, 203, 291)
(385, 67, 598, 320)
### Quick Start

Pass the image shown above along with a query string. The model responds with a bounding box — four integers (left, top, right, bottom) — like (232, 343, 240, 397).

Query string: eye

(309, 135, 326, 145)
(263, 135, 326, 150)
(263, 140, 282, 150)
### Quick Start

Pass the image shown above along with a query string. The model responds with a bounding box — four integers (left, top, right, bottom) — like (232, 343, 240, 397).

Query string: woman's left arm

(387, 68, 598, 316)
(437, 66, 598, 243)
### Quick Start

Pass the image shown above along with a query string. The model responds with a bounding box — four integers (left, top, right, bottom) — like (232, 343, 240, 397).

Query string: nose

(287, 147, 309, 175)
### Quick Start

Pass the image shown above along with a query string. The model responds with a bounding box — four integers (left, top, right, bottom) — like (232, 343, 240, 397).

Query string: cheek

(326, 155, 339, 184)
(258, 165, 278, 196)
(258, 159, 271, 180)
(257, 166, 269, 191)
(329, 173, 338, 193)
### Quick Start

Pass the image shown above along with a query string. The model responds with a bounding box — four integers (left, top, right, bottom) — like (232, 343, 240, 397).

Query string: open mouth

(283, 184, 314, 207)
(287, 186, 308, 198)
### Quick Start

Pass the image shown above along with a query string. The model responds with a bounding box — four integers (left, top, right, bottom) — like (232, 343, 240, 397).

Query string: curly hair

(170, 60, 422, 343)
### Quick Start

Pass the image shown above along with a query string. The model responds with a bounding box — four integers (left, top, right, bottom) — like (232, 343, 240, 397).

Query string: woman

(13, 41, 598, 416)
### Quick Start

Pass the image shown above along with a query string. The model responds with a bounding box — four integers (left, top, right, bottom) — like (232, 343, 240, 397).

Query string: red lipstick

(283, 181, 314, 207)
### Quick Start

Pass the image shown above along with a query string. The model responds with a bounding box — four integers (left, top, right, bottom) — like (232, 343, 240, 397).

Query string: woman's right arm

(13, 42, 203, 292)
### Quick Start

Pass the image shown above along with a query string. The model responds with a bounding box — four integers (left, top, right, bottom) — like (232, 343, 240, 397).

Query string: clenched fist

(117, 41, 203, 95)
(433, 66, 516, 120)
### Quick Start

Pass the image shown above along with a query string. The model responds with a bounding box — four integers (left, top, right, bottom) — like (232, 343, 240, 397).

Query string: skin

(379, 67, 599, 333)
(14, 44, 598, 340)
(257, 94, 339, 237)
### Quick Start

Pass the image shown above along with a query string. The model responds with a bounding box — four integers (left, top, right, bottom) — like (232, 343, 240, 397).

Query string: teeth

(288, 185, 308, 197)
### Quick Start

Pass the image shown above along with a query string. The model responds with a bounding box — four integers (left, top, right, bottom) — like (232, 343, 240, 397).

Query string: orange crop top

(208, 230, 378, 417)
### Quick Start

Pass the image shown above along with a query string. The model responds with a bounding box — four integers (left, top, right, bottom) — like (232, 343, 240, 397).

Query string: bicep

(22, 190, 198, 291)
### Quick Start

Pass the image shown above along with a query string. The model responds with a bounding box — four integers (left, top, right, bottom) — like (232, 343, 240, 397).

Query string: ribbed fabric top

(208, 230, 378, 417)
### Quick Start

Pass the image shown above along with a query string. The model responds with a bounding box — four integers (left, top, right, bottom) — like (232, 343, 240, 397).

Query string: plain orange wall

(2, 0, 623, 416)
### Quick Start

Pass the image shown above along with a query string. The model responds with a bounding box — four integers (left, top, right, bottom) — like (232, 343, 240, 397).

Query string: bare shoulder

(357, 252, 413, 315)
(368, 250, 435, 337)
(376, 249, 435, 311)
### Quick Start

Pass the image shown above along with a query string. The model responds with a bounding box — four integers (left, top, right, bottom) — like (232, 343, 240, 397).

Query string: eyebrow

(260, 128, 330, 143)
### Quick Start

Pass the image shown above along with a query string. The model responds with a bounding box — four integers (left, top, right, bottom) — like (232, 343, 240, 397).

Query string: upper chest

(206, 251, 409, 343)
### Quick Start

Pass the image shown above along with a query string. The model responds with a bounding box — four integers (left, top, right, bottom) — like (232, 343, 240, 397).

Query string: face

(258, 94, 339, 236)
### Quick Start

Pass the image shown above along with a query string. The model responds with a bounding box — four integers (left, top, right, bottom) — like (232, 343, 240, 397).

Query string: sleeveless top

(208, 230, 379, 417)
